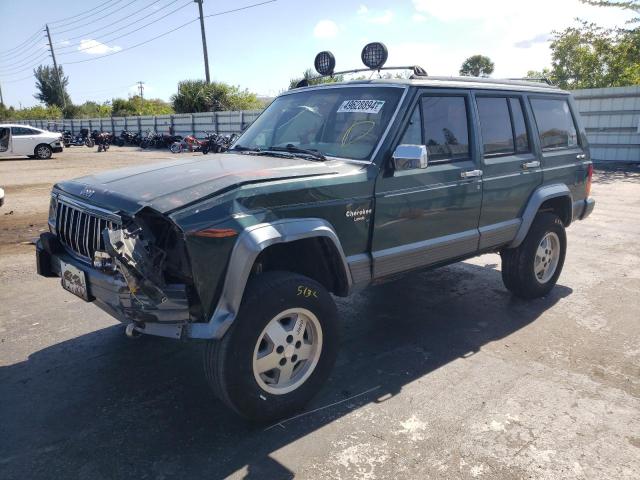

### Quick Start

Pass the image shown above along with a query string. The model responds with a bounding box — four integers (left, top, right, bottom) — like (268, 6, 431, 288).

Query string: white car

(0, 123, 64, 159)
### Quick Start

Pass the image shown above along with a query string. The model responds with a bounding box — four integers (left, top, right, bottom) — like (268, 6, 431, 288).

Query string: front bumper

(36, 234, 190, 339)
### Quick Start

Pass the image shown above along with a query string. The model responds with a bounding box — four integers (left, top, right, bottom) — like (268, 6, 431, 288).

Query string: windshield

(233, 86, 404, 160)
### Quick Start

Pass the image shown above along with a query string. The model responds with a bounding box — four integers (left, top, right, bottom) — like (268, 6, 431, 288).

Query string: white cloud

(313, 20, 339, 39)
(368, 10, 394, 25)
(58, 40, 71, 46)
(357, 4, 368, 15)
(78, 39, 122, 55)
(412, 13, 426, 22)
(514, 33, 552, 49)
(408, 0, 635, 76)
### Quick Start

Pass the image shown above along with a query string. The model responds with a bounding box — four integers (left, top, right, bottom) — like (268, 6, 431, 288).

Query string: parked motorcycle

(62, 128, 94, 148)
(91, 130, 112, 152)
(203, 133, 238, 154)
(115, 130, 140, 147)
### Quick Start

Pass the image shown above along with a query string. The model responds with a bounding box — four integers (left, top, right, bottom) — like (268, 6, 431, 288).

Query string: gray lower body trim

(372, 229, 478, 279)
(347, 253, 372, 289)
(478, 219, 521, 250)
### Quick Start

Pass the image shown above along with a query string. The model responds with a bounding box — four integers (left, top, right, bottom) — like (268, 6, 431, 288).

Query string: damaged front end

(37, 194, 202, 339)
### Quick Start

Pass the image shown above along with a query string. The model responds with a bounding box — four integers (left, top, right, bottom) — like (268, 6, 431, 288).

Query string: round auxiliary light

(361, 42, 388, 70)
(314, 51, 336, 76)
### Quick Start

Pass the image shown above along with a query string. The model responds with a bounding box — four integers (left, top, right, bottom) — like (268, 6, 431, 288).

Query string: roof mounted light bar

(295, 42, 428, 88)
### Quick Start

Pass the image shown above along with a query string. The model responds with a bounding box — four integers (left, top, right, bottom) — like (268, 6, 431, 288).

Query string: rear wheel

(34, 144, 52, 159)
(204, 271, 339, 422)
(501, 212, 566, 299)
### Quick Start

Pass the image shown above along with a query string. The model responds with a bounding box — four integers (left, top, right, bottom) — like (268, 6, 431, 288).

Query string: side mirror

(392, 144, 429, 171)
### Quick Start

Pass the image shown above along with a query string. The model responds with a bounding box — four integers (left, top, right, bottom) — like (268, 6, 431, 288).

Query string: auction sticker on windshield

(337, 100, 385, 114)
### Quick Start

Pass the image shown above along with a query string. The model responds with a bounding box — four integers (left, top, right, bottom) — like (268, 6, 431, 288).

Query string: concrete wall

(12, 110, 263, 138)
(572, 86, 640, 163)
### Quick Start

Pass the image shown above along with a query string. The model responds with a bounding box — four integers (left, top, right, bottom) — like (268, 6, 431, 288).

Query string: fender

(509, 184, 573, 248)
(186, 218, 352, 340)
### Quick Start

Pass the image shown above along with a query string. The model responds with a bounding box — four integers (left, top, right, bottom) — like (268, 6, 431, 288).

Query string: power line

(0, 27, 43, 55)
(53, 0, 165, 45)
(48, 0, 117, 25)
(0, 53, 51, 77)
(1, 73, 37, 84)
(49, 0, 126, 31)
(0, 47, 49, 71)
(57, 0, 188, 55)
(204, 0, 276, 19)
(63, 18, 200, 64)
(0, 29, 46, 59)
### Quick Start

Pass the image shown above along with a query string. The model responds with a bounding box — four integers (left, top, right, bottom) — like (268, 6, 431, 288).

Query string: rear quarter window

(530, 98, 578, 150)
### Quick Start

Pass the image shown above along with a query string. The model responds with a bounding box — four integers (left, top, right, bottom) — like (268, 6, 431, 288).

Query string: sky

(0, 0, 633, 108)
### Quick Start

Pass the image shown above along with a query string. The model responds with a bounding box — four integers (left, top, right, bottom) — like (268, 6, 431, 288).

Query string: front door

(474, 93, 542, 249)
(372, 90, 482, 279)
(0, 127, 10, 156)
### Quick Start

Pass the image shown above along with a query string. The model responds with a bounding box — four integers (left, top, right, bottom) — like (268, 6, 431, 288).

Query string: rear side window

(510, 98, 529, 153)
(476, 98, 513, 155)
(476, 96, 530, 156)
(530, 98, 578, 150)
(421, 96, 470, 162)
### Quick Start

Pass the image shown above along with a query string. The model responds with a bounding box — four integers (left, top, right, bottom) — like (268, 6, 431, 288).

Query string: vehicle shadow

(0, 259, 572, 480)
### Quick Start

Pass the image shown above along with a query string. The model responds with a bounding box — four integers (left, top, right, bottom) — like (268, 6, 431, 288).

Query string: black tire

(116, 138, 125, 147)
(204, 271, 339, 422)
(501, 212, 566, 299)
(34, 144, 52, 159)
(85, 138, 95, 148)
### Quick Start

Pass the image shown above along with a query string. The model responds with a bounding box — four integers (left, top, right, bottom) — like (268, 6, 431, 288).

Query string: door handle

(576, 153, 586, 159)
(460, 169, 483, 179)
(522, 161, 541, 170)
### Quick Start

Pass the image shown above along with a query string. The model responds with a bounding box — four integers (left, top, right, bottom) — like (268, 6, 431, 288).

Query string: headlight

(48, 195, 58, 232)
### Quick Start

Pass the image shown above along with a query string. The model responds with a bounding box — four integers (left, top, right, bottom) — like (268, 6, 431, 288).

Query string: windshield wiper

(267, 144, 327, 161)
(229, 144, 261, 152)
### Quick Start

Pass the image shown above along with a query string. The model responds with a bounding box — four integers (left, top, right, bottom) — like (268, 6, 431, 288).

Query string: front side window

(421, 96, 470, 161)
(234, 86, 404, 160)
(399, 105, 421, 145)
(11, 127, 38, 136)
(530, 98, 578, 150)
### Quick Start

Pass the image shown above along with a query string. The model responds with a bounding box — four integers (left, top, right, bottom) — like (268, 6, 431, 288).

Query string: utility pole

(194, 0, 211, 83)
(0, 83, 4, 106)
(45, 24, 66, 109)
(137, 81, 145, 99)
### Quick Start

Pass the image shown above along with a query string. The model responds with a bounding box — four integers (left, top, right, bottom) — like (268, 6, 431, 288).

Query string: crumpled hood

(54, 153, 340, 214)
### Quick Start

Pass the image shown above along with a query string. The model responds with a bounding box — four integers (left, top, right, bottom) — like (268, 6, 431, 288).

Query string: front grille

(56, 199, 120, 262)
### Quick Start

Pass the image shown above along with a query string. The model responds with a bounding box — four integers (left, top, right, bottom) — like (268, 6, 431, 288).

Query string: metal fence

(11, 110, 263, 138)
(572, 86, 640, 163)
(11, 86, 640, 163)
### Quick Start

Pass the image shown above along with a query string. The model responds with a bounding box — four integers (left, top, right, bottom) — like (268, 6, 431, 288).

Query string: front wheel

(204, 271, 339, 422)
(85, 138, 95, 148)
(501, 212, 567, 299)
(34, 144, 52, 159)
(170, 143, 182, 154)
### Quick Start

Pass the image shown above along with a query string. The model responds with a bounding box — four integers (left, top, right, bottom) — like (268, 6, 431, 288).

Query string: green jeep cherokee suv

(36, 46, 595, 421)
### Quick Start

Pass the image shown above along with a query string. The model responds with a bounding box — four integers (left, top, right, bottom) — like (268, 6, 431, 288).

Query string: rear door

(372, 89, 482, 278)
(473, 93, 542, 249)
(529, 95, 587, 202)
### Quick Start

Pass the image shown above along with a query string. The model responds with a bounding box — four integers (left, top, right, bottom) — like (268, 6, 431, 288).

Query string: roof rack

(296, 65, 427, 88)
(506, 77, 554, 86)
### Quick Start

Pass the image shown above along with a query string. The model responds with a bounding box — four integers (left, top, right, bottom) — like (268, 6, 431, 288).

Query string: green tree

(171, 80, 262, 113)
(0, 104, 63, 121)
(288, 68, 344, 90)
(33, 65, 71, 108)
(75, 101, 112, 118)
(549, 22, 639, 89)
(459, 55, 495, 77)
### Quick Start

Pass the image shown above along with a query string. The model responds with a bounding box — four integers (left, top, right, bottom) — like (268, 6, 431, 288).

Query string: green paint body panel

(47, 80, 594, 325)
